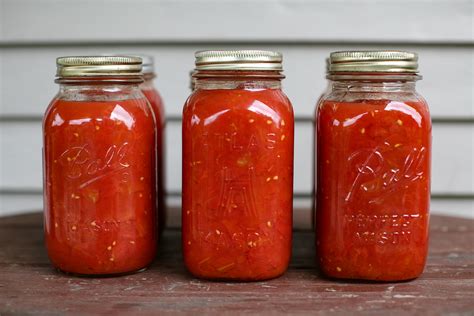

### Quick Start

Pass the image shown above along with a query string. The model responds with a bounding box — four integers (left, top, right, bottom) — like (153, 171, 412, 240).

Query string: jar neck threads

(193, 70, 283, 90)
(194, 78, 282, 90)
(192, 50, 285, 90)
(329, 79, 417, 94)
(57, 83, 143, 102)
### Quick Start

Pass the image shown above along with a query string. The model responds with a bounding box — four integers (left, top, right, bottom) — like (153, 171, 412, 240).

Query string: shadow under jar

(315, 51, 432, 281)
(182, 50, 294, 281)
(43, 56, 157, 276)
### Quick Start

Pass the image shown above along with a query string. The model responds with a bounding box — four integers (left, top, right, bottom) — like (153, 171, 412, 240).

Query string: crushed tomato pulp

(43, 97, 157, 275)
(316, 99, 431, 281)
(182, 87, 294, 281)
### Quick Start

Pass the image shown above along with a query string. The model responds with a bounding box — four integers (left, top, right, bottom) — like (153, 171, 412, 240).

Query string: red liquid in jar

(316, 99, 431, 281)
(43, 97, 157, 275)
(182, 88, 294, 281)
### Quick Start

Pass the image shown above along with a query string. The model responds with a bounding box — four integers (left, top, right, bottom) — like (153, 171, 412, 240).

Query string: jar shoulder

(43, 96, 154, 131)
(320, 89, 428, 108)
(183, 88, 294, 121)
(317, 91, 431, 124)
(316, 98, 432, 135)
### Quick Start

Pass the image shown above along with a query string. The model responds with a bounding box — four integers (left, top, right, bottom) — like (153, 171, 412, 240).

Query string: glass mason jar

(315, 51, 432, 281)
(139, 55, 166, 233)
(182, 50, 294, 281)
(312, 58, 332, 230)
(43, 56, 157, 275)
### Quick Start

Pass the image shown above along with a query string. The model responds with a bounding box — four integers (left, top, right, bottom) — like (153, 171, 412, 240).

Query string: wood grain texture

(0, 211, 472, 315)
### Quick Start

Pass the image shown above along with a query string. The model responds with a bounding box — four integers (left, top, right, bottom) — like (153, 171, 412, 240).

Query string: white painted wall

(0, 0, 473, 220)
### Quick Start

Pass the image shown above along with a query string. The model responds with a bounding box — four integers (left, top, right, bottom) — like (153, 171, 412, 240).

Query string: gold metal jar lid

(56, 56, 143, 78)
(128, 54, 154, 75)
(329, 51, 418, 73)
(195, 50, 283, 71)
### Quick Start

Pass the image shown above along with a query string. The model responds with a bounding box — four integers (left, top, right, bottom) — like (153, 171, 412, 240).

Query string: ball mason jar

(138, 55, 166, 233)
(43, 56, 157, 275)
(315, 51, 432, 281)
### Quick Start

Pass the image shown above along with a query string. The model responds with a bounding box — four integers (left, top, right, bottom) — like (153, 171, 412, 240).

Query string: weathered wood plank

(0, 212, 472, 315)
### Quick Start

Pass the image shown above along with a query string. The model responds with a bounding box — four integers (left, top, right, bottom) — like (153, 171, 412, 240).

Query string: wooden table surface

(0, 212, 472, 315)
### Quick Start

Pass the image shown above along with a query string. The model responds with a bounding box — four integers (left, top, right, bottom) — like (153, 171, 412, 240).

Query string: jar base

(319, 271, 422, 283)
(53, 265, 149, 278)
(187, 269, 287, 282)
